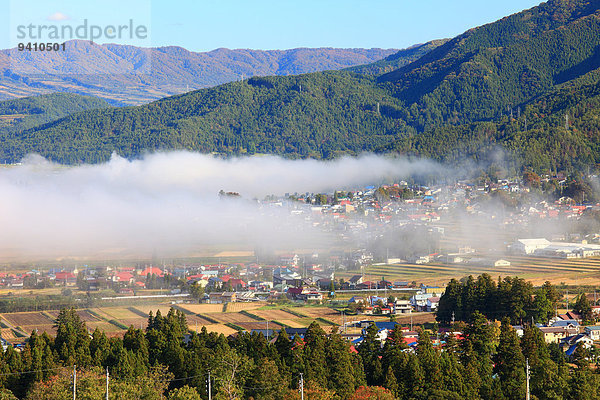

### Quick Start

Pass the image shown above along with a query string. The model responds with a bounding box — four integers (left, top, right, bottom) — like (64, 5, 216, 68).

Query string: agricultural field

(2, 312, 55, 328)
(132, 305, 175, 316)
(275, 319, 306, 328)
(235, 321, 281, 331)
(224, 302, 264, 312)
(191, 323, 237, 336)
(175, 304, 224, 314)
(361, 255, 600, 287)
(203, 312, 257, 325)
(46, 309, 101, 322)
(249, 308, 297, 321)
(0, 302, 436, 343)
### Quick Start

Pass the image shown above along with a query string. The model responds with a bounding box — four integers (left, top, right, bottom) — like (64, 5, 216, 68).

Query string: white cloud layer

(0, 152, 444, 261)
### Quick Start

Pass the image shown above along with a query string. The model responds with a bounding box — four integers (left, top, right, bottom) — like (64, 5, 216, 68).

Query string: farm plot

(87, 321, 127, 336)
(132, 305, 174, 317)
(275, 319, 306, 328)
(192, 323, 237, 336)
(2, 312, 55, 328)
(203, 312, 255, 325)
(225, 302, 265, 312)
(251, 309, 298, 321)
(112, 319, 147, 330)
(0, 329, 16, 341)
(236, 321, 281, 331)
(46, 309, 100, 323)
(99, 307, 145, 320)
(298, 308, 341, 325)
(176, 304, 224, 314)
(186, 314, 215, 326)
(20, 324, 56, 336)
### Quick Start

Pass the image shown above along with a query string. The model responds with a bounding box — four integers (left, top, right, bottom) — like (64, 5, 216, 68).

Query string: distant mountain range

(2, 0, 600, 172)
(0, 42, 399, 105)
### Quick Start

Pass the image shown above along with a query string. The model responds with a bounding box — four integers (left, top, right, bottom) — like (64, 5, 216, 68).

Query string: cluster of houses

(345, 285, 443, 315)
(513, 310, 600, 357)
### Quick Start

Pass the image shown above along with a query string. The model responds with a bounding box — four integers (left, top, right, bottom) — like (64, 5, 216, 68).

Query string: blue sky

(2, 0, 542, 51)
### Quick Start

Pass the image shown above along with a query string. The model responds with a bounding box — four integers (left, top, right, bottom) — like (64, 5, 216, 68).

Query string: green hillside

(3, 0, 600, 172)
(0, 93, 110, 133)
(378, 0, 600, 125)
(3, 72, 408, 163)
(387, 79, 600, 172)
(347, 40, 448, 75)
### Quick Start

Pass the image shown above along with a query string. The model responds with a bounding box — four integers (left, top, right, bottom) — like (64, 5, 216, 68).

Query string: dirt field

(275, 319, 306, 328)
(192, 323, 237, 336)
(186, 314, 216, 326)
(236, 321, 282, 331)
(176, 304, 224, 314)
(225, 302, 264, 312)
(2, 312, 55, 327)
(0, 302, 437, 341)
(19, 324, 56, 336)
(251, 309, 297, 321)
(46, 310, 100, 322)
(133, 305, 174, 316)
(203, 312, 256, 324)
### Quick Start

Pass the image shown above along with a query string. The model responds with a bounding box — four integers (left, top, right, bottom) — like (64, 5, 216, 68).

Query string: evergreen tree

(53, 308, 92, 366)
(303, 322, 328, 388)
(494, 318, 525, 400)
(573, 293, 594, 323)
(358, 323, 383, 386)
(416, 329, 441, 393)
(325, 327, 359, 398)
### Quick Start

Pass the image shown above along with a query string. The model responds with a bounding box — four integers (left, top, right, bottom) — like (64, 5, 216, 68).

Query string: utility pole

(567, 289, 569, 311)
(526, 358, 530, 400)
(208, 371, 212, 400)
(73, 365, 76, 400)
(106, 367, 109, 400)
(299, 373, 304, 400)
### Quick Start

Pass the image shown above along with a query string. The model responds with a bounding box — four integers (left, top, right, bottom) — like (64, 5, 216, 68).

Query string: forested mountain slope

(4, 0, 600, 172)
(0, 42, 397, 105)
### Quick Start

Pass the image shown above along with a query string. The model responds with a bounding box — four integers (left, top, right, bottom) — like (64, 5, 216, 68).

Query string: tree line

(436, 274, 563, 325)
(0, 303, 596, 399)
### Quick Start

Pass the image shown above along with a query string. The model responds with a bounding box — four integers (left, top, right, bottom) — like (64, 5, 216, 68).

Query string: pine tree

(303, 322, 328, 388)
(53, 307, 91, 366)
(416, 329, 441, 393)
(384, 366, 399, 398)
(573, 293, 594, 323)
(358, 323, 383, 386)
(494, 318, 525, 400)
(326, 328, 358, 398)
